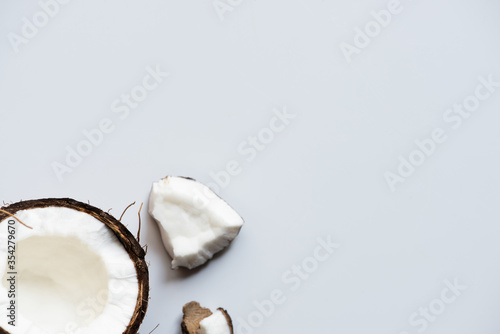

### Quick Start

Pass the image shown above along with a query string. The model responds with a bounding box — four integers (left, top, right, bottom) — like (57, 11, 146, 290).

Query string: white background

(1, 0, 500, 333)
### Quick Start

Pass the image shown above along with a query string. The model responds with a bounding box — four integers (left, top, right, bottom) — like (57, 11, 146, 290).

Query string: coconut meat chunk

(197, 310, 232, 334)
(149, 176, 244, 269)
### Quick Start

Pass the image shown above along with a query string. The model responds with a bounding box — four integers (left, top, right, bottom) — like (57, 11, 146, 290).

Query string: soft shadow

(164, 239, 237, 282)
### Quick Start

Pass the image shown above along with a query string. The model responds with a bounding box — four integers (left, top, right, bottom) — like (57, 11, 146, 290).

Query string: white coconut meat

(0, 206, 140, 334)
(197, 310, 232, 334)
(149, 176, 244, 269)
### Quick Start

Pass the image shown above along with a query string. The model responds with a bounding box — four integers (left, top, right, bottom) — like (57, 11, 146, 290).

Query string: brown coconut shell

(0, 198, 149, 334)
(181, 302, 234, 334)
(217, 308, 234, 334)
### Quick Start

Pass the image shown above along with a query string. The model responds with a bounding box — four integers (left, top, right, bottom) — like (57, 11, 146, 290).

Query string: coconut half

(0, 198, 149, 334)
(149, 176, 244, 269)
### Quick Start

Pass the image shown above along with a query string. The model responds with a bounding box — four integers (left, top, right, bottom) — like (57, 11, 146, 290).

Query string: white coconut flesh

(197, 310, 231, 334)
(0, 207, 140, 334)
(149, 176, 244, 269)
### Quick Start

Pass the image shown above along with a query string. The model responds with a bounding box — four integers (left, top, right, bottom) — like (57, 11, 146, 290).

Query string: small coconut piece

(181, 302, 233, 334)
(0, 198, 149, 334)
(149, 176, 244, 269)
(181, 302, 213, 334)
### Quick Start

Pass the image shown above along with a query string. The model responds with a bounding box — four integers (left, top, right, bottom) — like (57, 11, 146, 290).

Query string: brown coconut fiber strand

(119, 201, 136, 222)
(0, 208, 32, 229)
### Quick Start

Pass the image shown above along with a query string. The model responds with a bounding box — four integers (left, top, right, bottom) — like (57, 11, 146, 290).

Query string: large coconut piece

(149, 176, 244, 269)
(0, 198, 149, 334)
